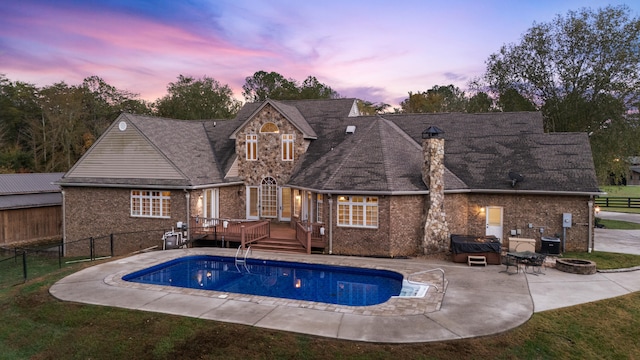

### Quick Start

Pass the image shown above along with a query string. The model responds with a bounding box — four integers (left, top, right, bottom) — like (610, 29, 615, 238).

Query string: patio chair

(525, 254, 546, 275)
(500, 253, 519, 275)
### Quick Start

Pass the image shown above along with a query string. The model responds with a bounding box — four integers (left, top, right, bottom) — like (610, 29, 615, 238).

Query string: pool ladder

(235, 246, 252, 273)
(407, 268, 446, 293)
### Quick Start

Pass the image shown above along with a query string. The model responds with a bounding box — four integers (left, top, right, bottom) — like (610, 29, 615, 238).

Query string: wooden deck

(190, 218, 326, 254)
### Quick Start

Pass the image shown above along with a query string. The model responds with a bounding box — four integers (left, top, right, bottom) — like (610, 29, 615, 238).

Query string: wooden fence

(1, 206, 62, 245)
(595, 197, 640, 208)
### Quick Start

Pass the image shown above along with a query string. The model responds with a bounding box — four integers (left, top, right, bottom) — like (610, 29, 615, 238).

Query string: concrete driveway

(595, 211, 640, 255)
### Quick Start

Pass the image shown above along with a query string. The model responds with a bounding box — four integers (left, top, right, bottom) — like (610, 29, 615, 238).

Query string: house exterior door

(203, 188, 219, 223)
(279, 187, 291, 221)
(486, 206, 503, 241)
(261, 177, 277, 218)
(246, 186, 259, 220)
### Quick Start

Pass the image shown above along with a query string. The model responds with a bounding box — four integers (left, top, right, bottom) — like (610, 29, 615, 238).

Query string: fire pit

(555, 258, 597, 275)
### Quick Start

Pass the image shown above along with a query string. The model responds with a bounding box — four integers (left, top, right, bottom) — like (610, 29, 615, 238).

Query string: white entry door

(279, 187, 291, 221)
(486, 206, 503, 241)
(203, 188, 219, 224)
(246, 186, 259, 220)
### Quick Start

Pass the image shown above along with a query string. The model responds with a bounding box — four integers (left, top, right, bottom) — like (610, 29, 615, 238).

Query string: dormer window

(260, 122, 279, 133)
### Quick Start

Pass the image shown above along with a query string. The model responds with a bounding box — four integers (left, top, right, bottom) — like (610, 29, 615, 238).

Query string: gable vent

(345, 125, 356, 134)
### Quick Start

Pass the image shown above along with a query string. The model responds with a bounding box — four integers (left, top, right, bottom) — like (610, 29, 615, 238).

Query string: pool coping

(50, 248, 533, 343)
(105, 248, 447, 316)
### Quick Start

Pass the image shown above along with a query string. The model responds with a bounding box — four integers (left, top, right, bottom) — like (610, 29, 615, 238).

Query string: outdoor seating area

(501, 251, 547, 275)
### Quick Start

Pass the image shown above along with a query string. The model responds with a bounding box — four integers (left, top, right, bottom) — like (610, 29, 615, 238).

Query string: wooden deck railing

(240, 220, 270, 249)
(295, 222, 312, 254)
(190, 217, 269, 248)
(295, 221, 326, 254)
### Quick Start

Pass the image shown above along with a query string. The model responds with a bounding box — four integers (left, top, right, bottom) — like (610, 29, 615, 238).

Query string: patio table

(505, 251, 546, 275)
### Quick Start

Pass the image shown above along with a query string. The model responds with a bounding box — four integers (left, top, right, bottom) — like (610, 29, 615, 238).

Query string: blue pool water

(123, 255, 404, 306)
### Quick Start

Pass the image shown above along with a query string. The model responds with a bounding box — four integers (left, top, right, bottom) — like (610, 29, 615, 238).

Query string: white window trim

(337, 196, 378, 228)
(293, 189, 301, 217)
(130, 190, 171, 218)
(203, 188, 219, 225)
(281, 134, 294, 161)
(246, 134, 258, 160)
(316, 194, 323, 223)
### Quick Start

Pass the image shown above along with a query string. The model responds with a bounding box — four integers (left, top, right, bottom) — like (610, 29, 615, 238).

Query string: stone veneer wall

(63, 187, 187, 256)
(235, 104, 306, 186)
(421, 137, 450, 254)
(463, 194, 592, 252)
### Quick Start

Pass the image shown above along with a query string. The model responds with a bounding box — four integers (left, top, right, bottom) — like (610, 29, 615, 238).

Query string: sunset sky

(2, 0, 638, 108)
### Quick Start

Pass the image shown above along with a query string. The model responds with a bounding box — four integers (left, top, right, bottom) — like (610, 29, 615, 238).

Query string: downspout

(588, 197, 593, 253)
(61, 189, 66, 257)
(185, 190, 190, 240)
(328, 195, 333, 254)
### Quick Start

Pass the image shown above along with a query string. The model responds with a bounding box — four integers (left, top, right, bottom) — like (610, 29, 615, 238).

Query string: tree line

(1, 5, 639, 183)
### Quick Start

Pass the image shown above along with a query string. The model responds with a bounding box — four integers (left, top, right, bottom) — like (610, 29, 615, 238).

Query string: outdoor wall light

(595, 205, 601, 214)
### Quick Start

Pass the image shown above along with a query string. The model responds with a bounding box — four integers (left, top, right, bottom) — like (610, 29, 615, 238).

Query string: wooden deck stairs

(250, 223, 307, 254)
(190, 220, 325, 254)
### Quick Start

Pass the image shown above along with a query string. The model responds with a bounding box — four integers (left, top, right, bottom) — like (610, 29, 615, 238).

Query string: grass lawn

(599, 185, 640, 197)
(562, 251, 640, 270)
(596, 218, 640, 230)
(1, 253, 640, 359)
(597, 186, 640, 213)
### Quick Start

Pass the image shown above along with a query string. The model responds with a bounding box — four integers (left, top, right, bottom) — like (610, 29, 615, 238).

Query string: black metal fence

(595, 197, 640, 208)
(0, 228, 167, 289)
(0, 243, 63, 289)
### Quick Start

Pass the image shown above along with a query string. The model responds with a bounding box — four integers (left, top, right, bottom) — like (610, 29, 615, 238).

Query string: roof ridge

(376, 118, 405, 190)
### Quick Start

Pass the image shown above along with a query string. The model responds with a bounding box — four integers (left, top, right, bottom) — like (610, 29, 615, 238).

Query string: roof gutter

(53, 181, 244, 190)
(287, 185, 604, 197)
(444, 188, 605, 197)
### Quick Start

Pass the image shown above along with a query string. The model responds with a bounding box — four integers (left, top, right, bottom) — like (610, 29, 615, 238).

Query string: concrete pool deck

(50, 245, 640, 343)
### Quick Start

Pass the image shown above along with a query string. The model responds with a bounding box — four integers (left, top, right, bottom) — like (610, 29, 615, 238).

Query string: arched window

(260, 122, 279, 133)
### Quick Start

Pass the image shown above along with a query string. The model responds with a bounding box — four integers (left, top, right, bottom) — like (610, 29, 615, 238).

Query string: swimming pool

(123, 255, 409, 306)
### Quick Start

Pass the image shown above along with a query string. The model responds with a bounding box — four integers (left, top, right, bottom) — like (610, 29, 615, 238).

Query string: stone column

(422, 137, 450, 254)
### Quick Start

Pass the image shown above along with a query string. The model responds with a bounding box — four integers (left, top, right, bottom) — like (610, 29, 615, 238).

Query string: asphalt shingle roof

(127, 114, 223, 186)
(58, 99, 600, 194)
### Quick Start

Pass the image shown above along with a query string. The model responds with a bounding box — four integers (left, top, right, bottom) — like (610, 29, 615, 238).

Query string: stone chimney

(421, 126, 450, 254)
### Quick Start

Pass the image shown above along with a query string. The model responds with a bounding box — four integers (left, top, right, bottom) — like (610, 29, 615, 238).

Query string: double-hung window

(282, 134, 294, 161)
(246, 134, 258, 160)
(131, 190, 171, 218)
(337, 196, 378, 228)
